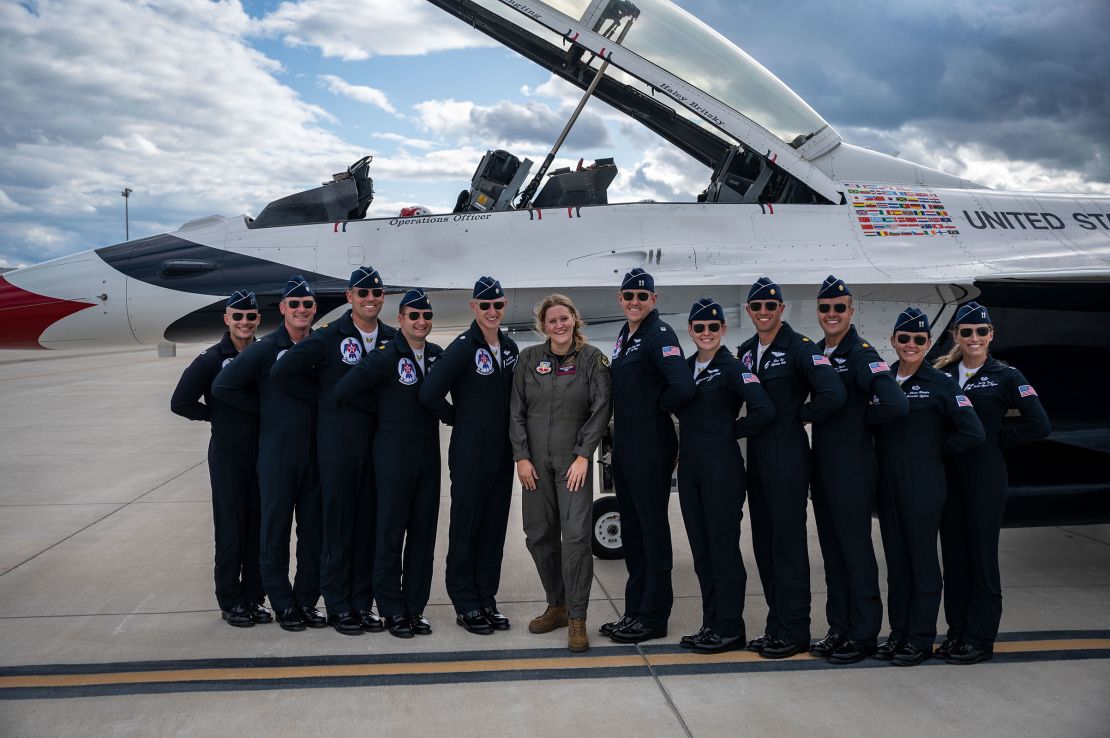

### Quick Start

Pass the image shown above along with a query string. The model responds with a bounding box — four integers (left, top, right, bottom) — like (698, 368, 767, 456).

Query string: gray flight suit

(509, 341, 612, 619)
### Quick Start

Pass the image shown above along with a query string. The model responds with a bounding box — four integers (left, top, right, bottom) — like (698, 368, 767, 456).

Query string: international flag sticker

(1018, 384, 1038, 398)
(812, 354, 832, 367)
(869, 361, 891, 374)
(662, 346, 681, 358)
(956, 394, 973, 408)
(742, 372, 760, 384)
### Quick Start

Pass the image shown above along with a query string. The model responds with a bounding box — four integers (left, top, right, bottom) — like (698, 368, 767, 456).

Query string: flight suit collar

(217, 331, 239, 358)
(817, 324, 860, 356)
(768, 321, 798, 350)
(391, 330, 429, 378)
(621, 308, 661, 342)
(688, 346, 733, 374)
(464, 319, 509, 373)
(270, 322, 294, 349)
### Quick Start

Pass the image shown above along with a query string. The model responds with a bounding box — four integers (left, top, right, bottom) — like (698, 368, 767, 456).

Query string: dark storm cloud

(690, 0, 1110, 180)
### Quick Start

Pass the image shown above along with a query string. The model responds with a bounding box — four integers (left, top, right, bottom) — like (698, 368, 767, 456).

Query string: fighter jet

(1, 0, 1107, 525)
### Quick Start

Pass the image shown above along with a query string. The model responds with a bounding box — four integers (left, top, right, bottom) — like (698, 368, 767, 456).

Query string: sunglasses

(479, 301, 506, 311)
(230, 312, 258, 322)
(355, 288, 384, 299)
(748, 300, 780, 312)
(622, 291, 651, 302)
(405, 311, 433, 321)
(286, 299, 315, 310)
(818, 303, 849, 314)
(691, 322, 722, 334)
(895, 334, 928, 346)
(958, 326, 991, 338)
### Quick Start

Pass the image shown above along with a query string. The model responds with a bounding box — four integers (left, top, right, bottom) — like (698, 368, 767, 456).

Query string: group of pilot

(171, 265, 1049, 664)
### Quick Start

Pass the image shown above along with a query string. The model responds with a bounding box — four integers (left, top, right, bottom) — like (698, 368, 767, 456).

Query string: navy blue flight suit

(212, 324, 322, 614)
(812, 327, 908, 646)
(337, 332, 444, 618)
(876, 363, 984, 651)
(737, 322, 846, 646)
(609, 309, 696, 631)
(676, 348, 775, 639)
(419, 321, 519, 615)
(939, 358, 1050, 649)
(171, 333, 263, 612)
(269, 311, 395, 617)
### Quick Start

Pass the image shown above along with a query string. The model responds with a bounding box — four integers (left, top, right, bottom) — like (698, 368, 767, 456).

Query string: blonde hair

(534, 293, 587, 350)
(934, 324, 994, 369)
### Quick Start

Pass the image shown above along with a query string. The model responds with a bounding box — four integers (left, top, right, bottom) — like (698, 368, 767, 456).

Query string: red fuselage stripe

(0, 275, 97, 349)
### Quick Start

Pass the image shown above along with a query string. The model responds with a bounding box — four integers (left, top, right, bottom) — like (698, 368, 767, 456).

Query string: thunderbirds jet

(1, 0, 1107, 524)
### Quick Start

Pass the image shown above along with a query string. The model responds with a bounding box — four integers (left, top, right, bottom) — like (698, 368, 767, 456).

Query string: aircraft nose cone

(0, 274, 96, 349)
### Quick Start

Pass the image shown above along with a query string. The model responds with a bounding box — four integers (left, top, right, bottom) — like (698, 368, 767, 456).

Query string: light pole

(121, 187, 132, 241)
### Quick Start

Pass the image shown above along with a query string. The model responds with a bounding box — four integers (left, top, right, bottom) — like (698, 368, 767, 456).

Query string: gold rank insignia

(802, 337, 810, 342)
(862, 343, 870, 348)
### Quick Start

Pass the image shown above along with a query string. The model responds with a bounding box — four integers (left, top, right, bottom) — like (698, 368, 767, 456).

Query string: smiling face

(891, 331, 931, 366)
(347, 286, 384, 327)
(746, 299, 784, 336)
(223, 307, 260, 342)
(279, 296, 316, 331)
(399, 308, 432, 343)
(817, 296, 853, 342)
(955, 323, 994, 362)
(618, 289, 656, 328)
(543, 304, 574, 347)
(470, 298, 506, 333)
(688, 320, 725, 354)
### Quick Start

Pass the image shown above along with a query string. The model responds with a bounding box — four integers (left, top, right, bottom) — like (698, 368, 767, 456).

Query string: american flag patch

(1018, 384, 1038, 398)
(956, 394, 973, 408)
(812, 354, 832, 367)
(662, 346, 681, 358)
(742, 372, 760, 384)
(869, 361, 890, 374)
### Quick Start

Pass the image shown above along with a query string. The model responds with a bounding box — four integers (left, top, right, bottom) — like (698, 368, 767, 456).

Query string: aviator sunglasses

(959, 326, 991, 338)
(286, 299, 314, 310)
(691, 322, 722, 334)
(406, 311, 434, 321)
(621, 291, 652, 302)
(478, 301, 506, 311)
(747, 300, 780, 312)
(355, 288, 384, 299)
(230, 312, 258, 322)
(895, 334, 928, 346)
(818, 303, 849, 314)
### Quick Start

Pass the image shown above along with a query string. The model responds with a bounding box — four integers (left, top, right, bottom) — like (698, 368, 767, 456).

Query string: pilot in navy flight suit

(212, 275, 326, 633)
(420, 276, 520, 635)
(875, 307, 985, 666)
(676, 298, 775, 654)
(937, 302, 1050, 665)
(737, 277, 846, 659)
(601, 268, 696, 644)
(336, 289, 444, 639)
(270, 267, 395, 636)
(810, 276, 908, 664)
(170, 289, 270, 629)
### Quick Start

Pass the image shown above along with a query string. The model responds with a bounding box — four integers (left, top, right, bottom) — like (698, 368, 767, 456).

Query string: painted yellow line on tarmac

(2, 639, 1108, 691)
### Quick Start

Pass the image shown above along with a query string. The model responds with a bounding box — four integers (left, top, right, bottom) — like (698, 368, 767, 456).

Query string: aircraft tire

(591, 495, 624, 560)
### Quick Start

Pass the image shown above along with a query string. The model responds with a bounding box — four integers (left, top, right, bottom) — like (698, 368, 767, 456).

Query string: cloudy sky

(1, 0, 1107, 269)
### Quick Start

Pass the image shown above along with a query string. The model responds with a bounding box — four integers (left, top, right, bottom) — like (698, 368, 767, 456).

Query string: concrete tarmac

(1, 344, 1108, 736)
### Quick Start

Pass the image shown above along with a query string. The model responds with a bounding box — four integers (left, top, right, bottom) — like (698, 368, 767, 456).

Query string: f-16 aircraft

(1, 0, 1107, 525)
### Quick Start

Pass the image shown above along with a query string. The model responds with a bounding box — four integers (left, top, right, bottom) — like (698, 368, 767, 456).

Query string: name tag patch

(557, 364, 577, 376)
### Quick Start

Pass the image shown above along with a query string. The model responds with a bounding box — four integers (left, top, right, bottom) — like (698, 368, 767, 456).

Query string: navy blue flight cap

(226, 289, 258, 310)
(620, 268, 654, 292)
(399, 289, 432, 311)
(894, 307, 930, 334)
(282, 275, 314, 299)
(349, 266, 382, 290)
(473, 276, 504, 300)
(954, 301, 991, 325)
(748, 277, 782, 302)
(689, 297, 725, 324)
(817, 274, 851, 299)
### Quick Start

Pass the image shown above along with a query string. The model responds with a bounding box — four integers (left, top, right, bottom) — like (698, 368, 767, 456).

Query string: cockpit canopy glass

(537, 0, 829, 146)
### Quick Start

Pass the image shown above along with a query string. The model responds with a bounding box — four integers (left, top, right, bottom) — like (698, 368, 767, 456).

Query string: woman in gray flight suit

(510, 294, 612, 652)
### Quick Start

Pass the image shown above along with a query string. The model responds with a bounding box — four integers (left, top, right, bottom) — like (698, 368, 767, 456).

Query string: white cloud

(253, 0, 497, 60)
(0, 190, 30, 214)
(318, 74, 398, 115)
(414, 98, 611, 150)
(372, 132, 440, 150)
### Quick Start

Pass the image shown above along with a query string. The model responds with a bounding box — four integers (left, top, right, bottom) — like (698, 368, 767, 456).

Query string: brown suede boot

(528, 604, 569, 634)
(567, 618, 589, 653)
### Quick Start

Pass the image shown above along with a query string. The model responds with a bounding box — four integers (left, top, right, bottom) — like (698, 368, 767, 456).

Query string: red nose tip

(0, 274, 96, 349)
